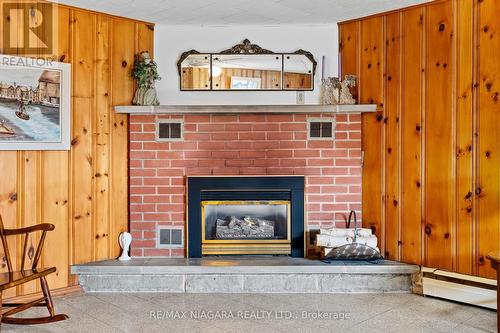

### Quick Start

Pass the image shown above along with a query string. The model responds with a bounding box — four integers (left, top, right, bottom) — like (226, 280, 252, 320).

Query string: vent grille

(156, 120, 183, 141)
(158, 228, 183, 247)
(307, 118, 336, 140)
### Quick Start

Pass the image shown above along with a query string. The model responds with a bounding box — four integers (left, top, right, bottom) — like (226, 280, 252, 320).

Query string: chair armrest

(3, 223, 55, 236)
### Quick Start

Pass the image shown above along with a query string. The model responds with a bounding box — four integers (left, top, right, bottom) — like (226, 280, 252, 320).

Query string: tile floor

(2, 292, 496, 333)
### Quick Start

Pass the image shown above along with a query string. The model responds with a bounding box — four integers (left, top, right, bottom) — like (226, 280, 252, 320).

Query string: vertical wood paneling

(110, 19, 135, 257)
(424, 0, 454, 270)
(94, 15, 111, 261)
(71, 10, 95, 264)
(42, 152, 69, 289)
(384, 13, 402, 260)
(0, 0, 153, 297)
(340, 0, 500, 277)
(359, 17, 385, 249)
(136, 22, 154, 55)
(0, 152, 18, 298)
(41, 5, 71, 291)
(339, 21, 359, 78)
(455, 0, 475, 275)
(400, 7, 424, 265)
(19, 152, 40, 295)
(477, 0, 500, 279)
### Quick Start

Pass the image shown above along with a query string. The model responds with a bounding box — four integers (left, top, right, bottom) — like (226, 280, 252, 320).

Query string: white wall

(154, 24, 338, 105)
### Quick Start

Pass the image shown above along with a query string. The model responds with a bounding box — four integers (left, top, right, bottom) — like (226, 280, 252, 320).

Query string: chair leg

(40, 276, 54, 317)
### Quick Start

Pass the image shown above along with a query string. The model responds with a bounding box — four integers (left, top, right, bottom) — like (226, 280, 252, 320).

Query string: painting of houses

(0, 55, 70, 150)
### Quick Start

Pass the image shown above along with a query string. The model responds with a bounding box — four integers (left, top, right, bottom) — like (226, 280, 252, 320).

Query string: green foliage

(132, 55, 161, 88)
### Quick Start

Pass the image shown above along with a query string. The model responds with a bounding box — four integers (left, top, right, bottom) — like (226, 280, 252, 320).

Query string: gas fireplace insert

(187, 176, 305, 258)
(201, 200, 291, 255)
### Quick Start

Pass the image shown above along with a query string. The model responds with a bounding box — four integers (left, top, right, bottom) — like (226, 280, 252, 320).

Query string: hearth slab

(71, 257, 418, 275)
(71, 257, 419, 293)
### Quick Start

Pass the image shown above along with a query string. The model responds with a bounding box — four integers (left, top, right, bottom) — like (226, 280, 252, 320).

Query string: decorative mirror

(179, 53, 211, 90)
(177, 39, 316, 91)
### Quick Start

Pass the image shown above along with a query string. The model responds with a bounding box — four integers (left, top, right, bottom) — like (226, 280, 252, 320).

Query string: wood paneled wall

(339, 0, 500, 278)
(0, 0, 154, 297)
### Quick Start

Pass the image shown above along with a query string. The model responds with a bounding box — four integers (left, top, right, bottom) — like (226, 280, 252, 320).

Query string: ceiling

(51, 0, 430, 25)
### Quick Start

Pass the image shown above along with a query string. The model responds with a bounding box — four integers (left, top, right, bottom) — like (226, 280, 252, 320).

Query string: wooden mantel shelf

(114, 104, 377, 114)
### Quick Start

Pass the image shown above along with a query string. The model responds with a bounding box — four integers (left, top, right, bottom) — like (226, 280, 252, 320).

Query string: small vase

(133, 86, 159, 106)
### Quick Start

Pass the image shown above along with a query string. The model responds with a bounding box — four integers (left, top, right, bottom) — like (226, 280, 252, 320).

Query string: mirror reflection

(212, 54, 283, 90)
(283, 54, 313, 90)
(177, 40, 316, 91)
(180, 54, 210, 90)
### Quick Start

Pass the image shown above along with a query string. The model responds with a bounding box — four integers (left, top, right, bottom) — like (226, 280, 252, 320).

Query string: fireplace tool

(323, 210, 383, 262)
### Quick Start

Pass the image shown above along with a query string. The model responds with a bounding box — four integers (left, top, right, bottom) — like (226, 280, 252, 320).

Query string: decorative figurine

(132, 51, 161, 106)
(118, 232, 132, 261)
(321, 77, 341, 105)
(339, 75, 357, 105)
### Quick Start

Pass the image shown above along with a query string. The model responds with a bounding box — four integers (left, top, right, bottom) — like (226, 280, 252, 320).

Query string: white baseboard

(422, 268, 496, 310)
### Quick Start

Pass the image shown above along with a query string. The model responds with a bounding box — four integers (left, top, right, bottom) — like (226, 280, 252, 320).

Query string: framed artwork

(0, 54, 71, 150)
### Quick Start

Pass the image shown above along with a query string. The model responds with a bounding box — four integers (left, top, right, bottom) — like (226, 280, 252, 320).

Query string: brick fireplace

(129, 113, 362, 257)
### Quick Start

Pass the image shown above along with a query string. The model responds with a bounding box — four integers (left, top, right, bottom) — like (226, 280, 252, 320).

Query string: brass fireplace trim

(202, 243, 291, 255)
(201, 200, 291, 255)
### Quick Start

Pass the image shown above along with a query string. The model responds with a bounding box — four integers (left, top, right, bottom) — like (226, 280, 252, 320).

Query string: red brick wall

(129, 113, 362, 257)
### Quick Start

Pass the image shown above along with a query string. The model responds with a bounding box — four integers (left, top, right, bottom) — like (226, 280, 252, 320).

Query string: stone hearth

(71, 257, 419, 293)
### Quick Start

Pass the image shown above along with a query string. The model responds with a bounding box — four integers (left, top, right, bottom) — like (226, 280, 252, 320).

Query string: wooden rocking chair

(0, 215, 68, 325)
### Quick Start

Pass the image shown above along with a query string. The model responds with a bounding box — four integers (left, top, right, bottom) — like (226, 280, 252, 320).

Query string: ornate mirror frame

(177, 39, 317, 91)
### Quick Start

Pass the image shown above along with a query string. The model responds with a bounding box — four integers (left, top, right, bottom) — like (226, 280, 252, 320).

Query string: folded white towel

(316, 233, 378, 249)
(316, 234, 351, 248)
(320, 228, 354, 237)
(320, 227, 373, 238)
(356, 228, 374, 237)
(354, 235, 378, 248)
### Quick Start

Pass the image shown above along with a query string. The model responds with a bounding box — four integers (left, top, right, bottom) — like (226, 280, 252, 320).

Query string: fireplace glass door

(201, 200, 291, 255)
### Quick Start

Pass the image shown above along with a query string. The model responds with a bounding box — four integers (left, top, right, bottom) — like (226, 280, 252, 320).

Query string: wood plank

(94, 15, 111, 261)
(424, 0, 454, 270)
(72, 9, 95, 99)
(40, 5, 71, 290)
(70, 9, 95, 265)
(359, 16, 385, 250)
(339, 21, 359, 78)
(19, 151, 40, 295)
(455, 0, 474, 275)
(400, 7, 424, 265)
(384, 12, 402, 260)
(71, 96, 94, 265)
(477, 0, 500, 279)
(0, 152, 19, 298)
(110, 18, 135, 257)
(136, 22, 154, 56)
(42, 152, 69, 289)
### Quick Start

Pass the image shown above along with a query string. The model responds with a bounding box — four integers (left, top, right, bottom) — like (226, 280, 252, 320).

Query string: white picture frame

(0, 54, 71, 150)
